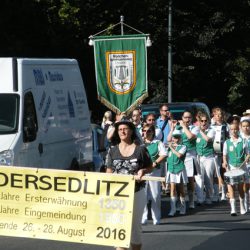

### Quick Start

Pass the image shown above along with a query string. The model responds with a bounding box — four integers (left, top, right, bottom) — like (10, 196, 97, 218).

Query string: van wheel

(70, 158, 80, 171)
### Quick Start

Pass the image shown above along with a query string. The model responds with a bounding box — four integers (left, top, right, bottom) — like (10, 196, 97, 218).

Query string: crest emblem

(106, 51, 136, 94)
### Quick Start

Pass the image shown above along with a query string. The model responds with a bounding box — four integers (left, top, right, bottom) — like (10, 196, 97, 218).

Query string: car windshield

(0, 94, 19, 134)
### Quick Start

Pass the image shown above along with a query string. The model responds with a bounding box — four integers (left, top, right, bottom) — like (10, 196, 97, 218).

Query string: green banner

(93, 35, 148, 114)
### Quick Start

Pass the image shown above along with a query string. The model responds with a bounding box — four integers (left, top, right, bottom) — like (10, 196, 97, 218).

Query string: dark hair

(145, 113, 156, 122)
(111, 120, 138, 145)
(142, 124, 156, 139)
(227, 115, 240, 124)
(159, 103, 169, 110)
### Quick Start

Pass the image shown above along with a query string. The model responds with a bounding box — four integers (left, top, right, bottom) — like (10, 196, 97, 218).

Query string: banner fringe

(98, 96, 121, 114)
(98, 92, 148, 115)
(125, 92, 148, 115)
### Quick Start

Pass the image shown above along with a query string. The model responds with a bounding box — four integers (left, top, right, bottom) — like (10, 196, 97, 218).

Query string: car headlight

(0, 150, 14, 166)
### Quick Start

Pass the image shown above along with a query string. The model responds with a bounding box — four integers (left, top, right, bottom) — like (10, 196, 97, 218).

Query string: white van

(0, 58, 93, 170)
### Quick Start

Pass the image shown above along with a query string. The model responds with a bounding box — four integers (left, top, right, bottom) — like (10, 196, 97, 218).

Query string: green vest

(146, 141, 161, 169)
(226, 139, 245, 167)
(167, 145, 185, 174)
(196, 131, 214, 156)
(181, 125, 196, 151)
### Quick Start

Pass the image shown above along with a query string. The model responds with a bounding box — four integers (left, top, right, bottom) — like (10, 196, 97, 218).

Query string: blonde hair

(102, 111, 112, 123)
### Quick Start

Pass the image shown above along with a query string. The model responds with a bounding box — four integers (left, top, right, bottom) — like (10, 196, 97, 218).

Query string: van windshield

(0, 94, 19, 134)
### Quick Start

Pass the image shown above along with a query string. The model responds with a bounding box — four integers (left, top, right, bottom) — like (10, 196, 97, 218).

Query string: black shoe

(231, 212, 237, 216)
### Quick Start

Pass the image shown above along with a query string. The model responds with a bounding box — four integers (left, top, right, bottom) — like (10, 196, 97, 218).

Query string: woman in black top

(106, 119, 152, 250)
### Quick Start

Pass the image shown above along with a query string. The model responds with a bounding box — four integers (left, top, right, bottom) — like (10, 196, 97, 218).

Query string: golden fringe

(98, 92, 148, 115)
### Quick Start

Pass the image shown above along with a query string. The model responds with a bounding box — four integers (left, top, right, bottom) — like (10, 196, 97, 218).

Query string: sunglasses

(147, 119, 155, 121)
(200, 120, 207, 123)
(161, 109, 169, 112)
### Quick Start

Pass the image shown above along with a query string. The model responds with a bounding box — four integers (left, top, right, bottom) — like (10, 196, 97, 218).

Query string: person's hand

(115, 112, 126, 122)
(106, 120, 113, 125)
(246, 154, 250, 163)
(222, 162, 228, 170)
(179, 120, 185, 128)
(135, 169, 146, 181)
(152, 161, 157, 168)
(171, 120, 178, 129)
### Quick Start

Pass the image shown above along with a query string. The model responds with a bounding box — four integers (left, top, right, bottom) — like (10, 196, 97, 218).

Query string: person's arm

(136, 146, 153, 179)
(155, 127, 163, 141)
(179, 121, 196, 140)
(169, 144, 186, 159)
(152, 155, 166, 168)
(152, 141, 167, 168)
(106, 125, 115, 140)
(106, 167, 113, 173)
(200, 128, 215, 142)
(105, 148, 113, 173)
(167, 120, 177, 142)
(222, 155, 228, 170)
(222, 141, 228, 170)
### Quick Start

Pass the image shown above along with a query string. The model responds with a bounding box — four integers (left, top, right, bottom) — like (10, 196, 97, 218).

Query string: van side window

(23, 92, 38, 142)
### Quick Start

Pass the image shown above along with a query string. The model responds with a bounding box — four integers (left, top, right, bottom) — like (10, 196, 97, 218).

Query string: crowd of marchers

(99, 105, 250, 250)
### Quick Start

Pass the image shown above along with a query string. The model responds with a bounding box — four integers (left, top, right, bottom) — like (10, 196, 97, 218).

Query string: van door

(18, 91, 42, 167)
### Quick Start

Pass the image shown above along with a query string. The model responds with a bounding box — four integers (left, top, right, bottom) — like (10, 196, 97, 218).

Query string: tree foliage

(0, 0, 249, 116)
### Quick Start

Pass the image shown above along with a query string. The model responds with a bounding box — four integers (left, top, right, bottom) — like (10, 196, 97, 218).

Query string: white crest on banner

(106, 51, 136, 94)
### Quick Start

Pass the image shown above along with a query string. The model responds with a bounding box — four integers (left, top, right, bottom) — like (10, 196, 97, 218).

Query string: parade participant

(227, 114, 241, 126)
(222, 123, 249, 216)
(105, 119, 152, 250)
(193, 110, 203, 126)
(141, 124, 167, 225)
(143, 113, 163, 140)
(241, 109, 250, 122)
(168, 111, 200, 209)
(166, 129, 187, 216)
(131, 108, 143, 133)
(107, 112, 127, 146)
(196, 112, 216, 205)
(156, 104, 172, 144)
(101, 110, 113, 129)
(240, 119, 250, 211)
(101, 110, 114, 150)
(211, 107, 230, 201)
(107, 112, 143, 146)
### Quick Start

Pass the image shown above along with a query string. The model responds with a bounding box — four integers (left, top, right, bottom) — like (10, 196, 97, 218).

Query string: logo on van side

(33, 69, 45, 86)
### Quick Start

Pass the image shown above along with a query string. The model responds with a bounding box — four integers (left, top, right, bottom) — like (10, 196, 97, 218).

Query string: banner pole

(120, 15, 124, 35)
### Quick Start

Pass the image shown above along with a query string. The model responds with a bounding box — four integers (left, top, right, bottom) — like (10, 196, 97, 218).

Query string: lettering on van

(48, 71, 63, 81)
(73, 91, 86, 105)
(68, 92, 75, 118)
(33, 69, 45, 86)
(42, 96, 51, 118)
(38, 91, 46, 111)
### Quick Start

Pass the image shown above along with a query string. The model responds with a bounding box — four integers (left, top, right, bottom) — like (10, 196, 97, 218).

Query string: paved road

(1, 197, 250, 250)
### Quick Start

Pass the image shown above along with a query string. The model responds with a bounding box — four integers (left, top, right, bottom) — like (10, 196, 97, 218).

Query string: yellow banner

(0, 166, 135, 248)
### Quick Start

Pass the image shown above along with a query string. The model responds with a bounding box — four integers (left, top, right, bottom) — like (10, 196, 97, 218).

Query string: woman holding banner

(106, 119, 152, 250)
